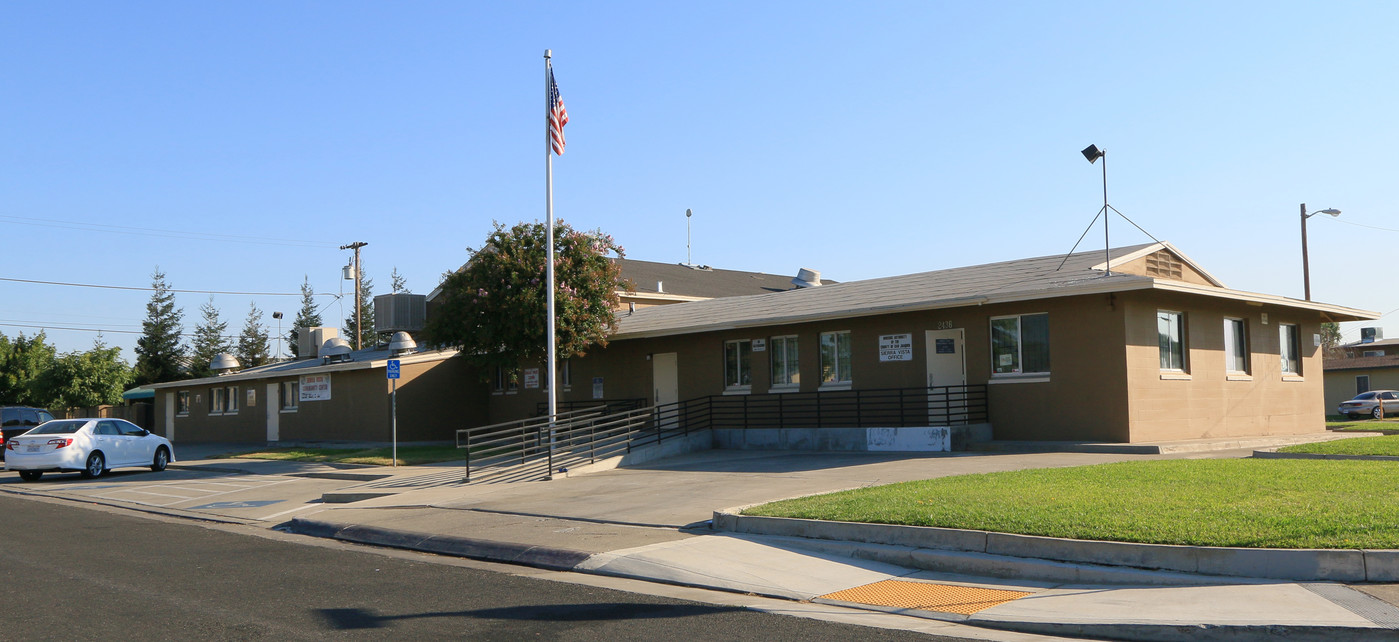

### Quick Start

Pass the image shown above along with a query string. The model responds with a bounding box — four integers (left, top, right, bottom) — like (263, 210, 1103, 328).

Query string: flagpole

(544, 49, 558, 478)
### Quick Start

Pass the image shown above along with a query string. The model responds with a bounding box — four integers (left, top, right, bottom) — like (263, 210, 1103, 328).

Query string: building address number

(934, 320, 954, 330)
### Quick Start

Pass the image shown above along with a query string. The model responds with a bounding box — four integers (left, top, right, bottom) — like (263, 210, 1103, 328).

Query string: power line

(0, 321, 243, 340)
(0, 275, 333, 297)
(0, 214, 339, 249)
(1319, 217, 1399, 234)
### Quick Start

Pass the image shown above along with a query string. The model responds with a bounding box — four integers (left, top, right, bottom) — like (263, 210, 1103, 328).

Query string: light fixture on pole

(272, 311, 283, 361)
(1081, 144, 1111, 275)
(1300, 203, 1341, 301)
(685, 208, 693, 267)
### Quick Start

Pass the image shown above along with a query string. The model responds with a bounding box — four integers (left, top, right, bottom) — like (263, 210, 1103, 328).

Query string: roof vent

(387, 331, 418, 356)
(210, 352, 240, 374)
(792, 268, 822, 288)
(657, 281, 664, 293)
(320, 337, 354, 364)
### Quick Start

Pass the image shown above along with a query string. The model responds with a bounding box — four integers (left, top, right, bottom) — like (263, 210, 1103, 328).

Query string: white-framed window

(1358, 375, 1371, 395)
(1224, 317, 1249, 374)
(210, 387, 226, 414)
(819, 331, 852, 385)
(176, 391, 190, 416)
(990, 313, 1050, 376)
(225, 386, 239, 413)
(1158, 311, 1186, 372)
(1363, 350, 1384, 357)
(561, 359, 572, 388)
(724, 339, 753, 390)
(770, 335, 800, 389)
(1279, 324, 1300, 375)
(280, 380, 300, 411)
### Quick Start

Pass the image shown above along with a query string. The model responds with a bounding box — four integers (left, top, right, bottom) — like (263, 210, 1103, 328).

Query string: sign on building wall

(246, 388, 256, 407)
(523, 368, 540, 389)
(592, 376, 604, 399)
(752, 339, 766, 352)
(300, 374, 332, 402)
(879, 334, 913, 361)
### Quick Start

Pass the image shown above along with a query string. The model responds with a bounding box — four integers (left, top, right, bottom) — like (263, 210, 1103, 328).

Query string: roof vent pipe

(657, 281, 663, 293)
(792, 268, 822, 288)
(211, 352, 241, 374)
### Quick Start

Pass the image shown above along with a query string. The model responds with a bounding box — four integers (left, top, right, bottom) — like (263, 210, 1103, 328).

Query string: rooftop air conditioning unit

(1362, 327, 1384, 344)
(297, 326, 339, 359)
(375, 293, 427, 334)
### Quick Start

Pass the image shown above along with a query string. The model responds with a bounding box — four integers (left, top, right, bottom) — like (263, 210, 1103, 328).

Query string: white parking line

(258, 503, 324, 521)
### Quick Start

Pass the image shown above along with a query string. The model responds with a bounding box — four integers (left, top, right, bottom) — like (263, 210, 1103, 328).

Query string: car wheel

(18, 470, 42, 482)
(81, 452, 105, 479)
(1376, 406, 1388, 420)
(151, 447, 169, 472)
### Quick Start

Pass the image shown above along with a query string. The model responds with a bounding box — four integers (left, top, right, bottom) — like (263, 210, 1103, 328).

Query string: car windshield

(26, 420, 86, 435)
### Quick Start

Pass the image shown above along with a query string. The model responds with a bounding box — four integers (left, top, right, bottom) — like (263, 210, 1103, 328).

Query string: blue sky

(3, 1, 1396, 361)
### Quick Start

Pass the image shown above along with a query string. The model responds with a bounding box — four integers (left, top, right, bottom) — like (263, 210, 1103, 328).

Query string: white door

(266, 383, 280, 442)
(925, 329, 967, 424)
(164, 392, 175, 442)
(652, 352, 678, 428)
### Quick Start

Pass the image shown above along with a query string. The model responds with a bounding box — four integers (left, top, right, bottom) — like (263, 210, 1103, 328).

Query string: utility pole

(340, 241, 368, 349)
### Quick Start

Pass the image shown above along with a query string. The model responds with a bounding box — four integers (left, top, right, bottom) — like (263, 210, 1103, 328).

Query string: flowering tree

(426, 220, 629, 377)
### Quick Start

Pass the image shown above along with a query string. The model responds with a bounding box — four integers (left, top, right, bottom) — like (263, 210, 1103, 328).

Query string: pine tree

(343, 266, 376, 349)
(288, 276, 323, 358)
(236, 301, 271, 368)
(134, 268, 186, 386)
(188, 296, 232, 379)
(390, 266, 409, 294)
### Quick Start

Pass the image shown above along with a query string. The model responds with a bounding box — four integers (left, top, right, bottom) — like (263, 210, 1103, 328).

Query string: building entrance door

(266, 383, 280, 442)
(925, 329, 966, 424)
(652, 352, 678, 429)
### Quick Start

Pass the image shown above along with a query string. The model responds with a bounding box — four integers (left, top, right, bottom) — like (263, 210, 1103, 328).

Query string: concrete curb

(713, 510, 1399, 582)
(1253, 450, 1399, 462)
(286, 517, 592, 570)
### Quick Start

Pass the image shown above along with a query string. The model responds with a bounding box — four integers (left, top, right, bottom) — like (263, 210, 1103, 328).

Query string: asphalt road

(0, 494, 955, 640)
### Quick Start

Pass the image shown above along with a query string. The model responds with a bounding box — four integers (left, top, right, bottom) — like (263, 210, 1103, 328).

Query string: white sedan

(5, 418, 174, 482)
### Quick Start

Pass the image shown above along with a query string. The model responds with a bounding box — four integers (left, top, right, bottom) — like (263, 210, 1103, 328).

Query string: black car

(1, 407, 55, 459)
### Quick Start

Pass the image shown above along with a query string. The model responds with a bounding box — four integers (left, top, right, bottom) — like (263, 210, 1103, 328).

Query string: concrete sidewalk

(127, 441, 1399, 640)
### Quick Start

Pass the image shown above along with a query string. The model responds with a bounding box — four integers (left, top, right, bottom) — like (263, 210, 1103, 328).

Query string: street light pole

(1300, 203, 1341, 301)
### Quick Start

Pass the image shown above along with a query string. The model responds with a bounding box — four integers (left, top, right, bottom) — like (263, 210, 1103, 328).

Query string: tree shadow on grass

(315, 602, 743, 630)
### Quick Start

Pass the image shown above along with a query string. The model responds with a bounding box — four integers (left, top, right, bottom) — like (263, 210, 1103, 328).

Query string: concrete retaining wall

(713, 510, 1399, 582)
(712, 423, 992, 452)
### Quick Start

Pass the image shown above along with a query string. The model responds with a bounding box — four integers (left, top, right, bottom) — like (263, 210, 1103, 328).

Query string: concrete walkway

(15, 436, 1399, 640)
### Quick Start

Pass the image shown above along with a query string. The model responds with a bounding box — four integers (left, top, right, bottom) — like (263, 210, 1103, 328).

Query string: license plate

(25, 445, 40, 453)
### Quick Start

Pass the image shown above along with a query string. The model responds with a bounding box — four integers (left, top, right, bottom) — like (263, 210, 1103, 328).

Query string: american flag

(548, 66, 568, 155)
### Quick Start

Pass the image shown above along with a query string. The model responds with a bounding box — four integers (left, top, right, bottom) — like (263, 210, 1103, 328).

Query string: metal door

(925, 329, 966, 424)
(652, 352, 678, 429)
(266, 383, 280, 442)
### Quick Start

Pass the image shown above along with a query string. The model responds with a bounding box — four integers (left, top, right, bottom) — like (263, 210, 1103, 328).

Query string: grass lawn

(743, 459, 1399, 549)
(216, 445, 463, 466)
(1326, 414, 1399, 432)
(1279, 435, 1399, 457)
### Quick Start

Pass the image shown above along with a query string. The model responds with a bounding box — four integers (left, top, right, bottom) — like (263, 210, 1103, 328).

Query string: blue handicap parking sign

(386, 359, 401, 379)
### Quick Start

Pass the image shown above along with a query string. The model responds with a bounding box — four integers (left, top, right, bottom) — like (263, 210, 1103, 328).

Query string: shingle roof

(1324, 354, 1399, 371)
(616, 258, 831, 298)
(612, 242, 1377, 339)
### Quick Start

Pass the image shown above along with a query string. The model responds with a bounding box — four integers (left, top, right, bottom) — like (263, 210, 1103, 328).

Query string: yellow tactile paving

(818, 579, 1032, 615)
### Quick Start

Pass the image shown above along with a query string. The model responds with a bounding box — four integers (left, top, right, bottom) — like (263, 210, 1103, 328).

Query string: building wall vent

(375, 293, 427, 334)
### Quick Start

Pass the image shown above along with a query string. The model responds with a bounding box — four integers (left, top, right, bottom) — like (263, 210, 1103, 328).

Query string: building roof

(1324, 354, 1399, 372)
(611, 242, 1378, 340)
(427, 257, 830, 304)
(615, 258, 832, 299)
(147, 346, 459, 390)
(1341, 337, 1399, 350)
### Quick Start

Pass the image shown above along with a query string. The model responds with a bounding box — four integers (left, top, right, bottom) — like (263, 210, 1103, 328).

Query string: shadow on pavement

(314, 603, 744, 630)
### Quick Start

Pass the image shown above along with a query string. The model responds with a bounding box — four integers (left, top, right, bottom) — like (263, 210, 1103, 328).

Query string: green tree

(288, 276, 323, 358)
(236, 301, 271, 368)
(390, 266, 409, 294)
(134, 268, 187, 386)
(343, 266, 376, 349)
(0, 331, 57, 406)
(35, 337, 132, 409)
(188, 296, 232, 379)
(1321, 322, 1345, 359)
(425, 220, 629, 377)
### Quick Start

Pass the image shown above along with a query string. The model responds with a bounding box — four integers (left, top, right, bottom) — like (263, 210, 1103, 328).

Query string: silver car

(1338, 390, 1399, 420)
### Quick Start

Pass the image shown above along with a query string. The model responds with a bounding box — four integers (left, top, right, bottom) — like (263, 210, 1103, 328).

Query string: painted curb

(713, 510, 1399, 582)
(286, 518, 592, 570)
